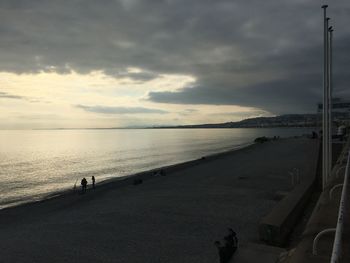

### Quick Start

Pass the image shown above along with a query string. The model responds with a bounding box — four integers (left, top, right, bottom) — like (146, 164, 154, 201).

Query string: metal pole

(322, 5, 328, 190)
(330, 149, 350, 262)
(329, 27, 334, 178)
(325, 17, 330, 184)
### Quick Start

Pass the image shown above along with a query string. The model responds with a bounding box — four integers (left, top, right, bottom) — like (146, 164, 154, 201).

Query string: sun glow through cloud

(0, 69, 265, 129)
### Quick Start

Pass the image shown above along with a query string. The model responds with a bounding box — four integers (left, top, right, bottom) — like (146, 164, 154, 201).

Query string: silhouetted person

(224, 228, 238, 257)
(81, 177, 87, 194)
(92, 176, 96, 189)
(133, 178, 143, 185)
(214, 241, 227, 263)
(230, 228, 238, 249)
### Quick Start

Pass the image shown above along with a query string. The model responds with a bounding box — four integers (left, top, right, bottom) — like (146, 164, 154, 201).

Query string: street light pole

(325, 17, 330, 185)
(328, 26, 334, 179)
(322, 5, 328, 190)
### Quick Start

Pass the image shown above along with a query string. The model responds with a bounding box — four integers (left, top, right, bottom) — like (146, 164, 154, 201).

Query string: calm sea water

(0, 128, 313, 208)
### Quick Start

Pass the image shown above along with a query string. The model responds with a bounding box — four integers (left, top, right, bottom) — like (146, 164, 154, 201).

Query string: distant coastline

(152, 114, 320, 129)
(30, 113, 323, 130)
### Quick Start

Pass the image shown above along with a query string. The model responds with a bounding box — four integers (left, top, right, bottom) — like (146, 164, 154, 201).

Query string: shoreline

(0, 141, 256, 211)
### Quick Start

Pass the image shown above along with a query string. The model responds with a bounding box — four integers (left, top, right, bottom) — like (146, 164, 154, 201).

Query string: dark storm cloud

(148, 75, 320, 114)
(149, 31, 350, 114)
(76, 104, 168, 114)
(1, 0, 350, 114)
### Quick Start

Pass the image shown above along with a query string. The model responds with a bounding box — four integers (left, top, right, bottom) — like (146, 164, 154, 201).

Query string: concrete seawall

(259, 142, 320, 246)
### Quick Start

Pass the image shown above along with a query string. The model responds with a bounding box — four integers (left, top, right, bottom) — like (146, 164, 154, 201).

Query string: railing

(330, 149, 350, 263)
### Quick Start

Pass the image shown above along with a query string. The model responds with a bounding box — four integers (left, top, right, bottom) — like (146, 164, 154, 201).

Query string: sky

(0, 0, 349, 129)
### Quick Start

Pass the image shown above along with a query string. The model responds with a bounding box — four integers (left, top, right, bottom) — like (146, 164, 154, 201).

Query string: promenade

(0, 138, 318, 263)
(281, 139, 350, 263)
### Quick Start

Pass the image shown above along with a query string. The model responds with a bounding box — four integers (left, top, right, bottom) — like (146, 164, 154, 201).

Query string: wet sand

(0, 138, 318, 263)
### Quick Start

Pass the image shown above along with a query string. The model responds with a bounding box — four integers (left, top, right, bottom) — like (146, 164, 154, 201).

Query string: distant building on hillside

(317, 98, 350, 124)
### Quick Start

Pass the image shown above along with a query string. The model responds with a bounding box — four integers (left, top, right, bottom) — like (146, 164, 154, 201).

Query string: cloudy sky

(0, 0, 349, 128)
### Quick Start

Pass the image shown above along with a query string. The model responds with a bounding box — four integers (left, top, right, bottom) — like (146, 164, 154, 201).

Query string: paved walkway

(282, 140, 350, 263)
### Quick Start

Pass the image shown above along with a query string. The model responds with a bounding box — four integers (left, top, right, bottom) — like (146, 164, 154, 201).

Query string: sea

(0, 127, 314, 209)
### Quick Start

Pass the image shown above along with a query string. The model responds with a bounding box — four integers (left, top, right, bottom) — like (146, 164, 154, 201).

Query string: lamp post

(328, 26, 334, 179)
(321, 5, 328, 190)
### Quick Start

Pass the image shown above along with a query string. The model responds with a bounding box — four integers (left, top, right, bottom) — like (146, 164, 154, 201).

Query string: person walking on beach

(224, 228, 238, 257)
(214, 241, 227, 263)
(81, 177, 87, 194)
(92, 176, 96, 189)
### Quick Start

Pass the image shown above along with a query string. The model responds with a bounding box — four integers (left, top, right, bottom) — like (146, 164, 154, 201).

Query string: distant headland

(151, 114, 318, 129)
(150, 112, 348, 129)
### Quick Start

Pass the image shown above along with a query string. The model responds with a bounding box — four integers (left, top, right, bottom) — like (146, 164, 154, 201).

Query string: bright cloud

(0, 69, 263, 128)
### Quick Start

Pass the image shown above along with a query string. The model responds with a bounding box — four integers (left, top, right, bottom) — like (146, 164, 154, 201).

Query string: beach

(0, 128, 314, 209)
(0, 137, 318, 263)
